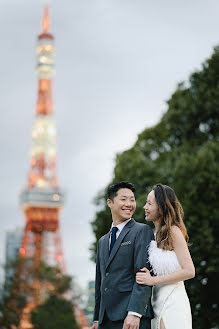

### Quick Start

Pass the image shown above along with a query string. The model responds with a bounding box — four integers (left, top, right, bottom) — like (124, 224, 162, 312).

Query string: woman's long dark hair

(153, 183, 189, 250)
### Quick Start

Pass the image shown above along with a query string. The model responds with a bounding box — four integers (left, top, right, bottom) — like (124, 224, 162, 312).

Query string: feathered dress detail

(148, 240, 192, 329)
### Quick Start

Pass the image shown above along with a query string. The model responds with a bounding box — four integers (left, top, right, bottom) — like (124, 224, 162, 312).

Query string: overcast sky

(0, 0, 219, 289)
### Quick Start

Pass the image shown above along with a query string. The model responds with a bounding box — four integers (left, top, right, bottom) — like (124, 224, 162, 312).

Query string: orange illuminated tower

(18, 3, 90, 328)
(19, 2, 65, 323)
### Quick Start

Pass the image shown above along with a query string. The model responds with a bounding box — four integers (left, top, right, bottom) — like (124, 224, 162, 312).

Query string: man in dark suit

(91, 182, 154, 329)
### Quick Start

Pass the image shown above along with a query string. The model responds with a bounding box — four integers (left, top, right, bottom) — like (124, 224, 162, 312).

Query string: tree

(29, 262, 79, 329)
(0, 259, 78, 329)
(32, 261, 73, 295)
(0, 260, 27, 329)
(90, 46, 219, 328)
(31, 295, 79, 329)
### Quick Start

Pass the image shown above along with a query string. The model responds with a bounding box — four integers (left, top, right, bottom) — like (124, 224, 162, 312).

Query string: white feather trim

(148, 240, 181, 276)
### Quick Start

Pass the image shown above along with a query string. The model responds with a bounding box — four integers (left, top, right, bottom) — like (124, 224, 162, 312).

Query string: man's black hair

(107, 181, 135, 200)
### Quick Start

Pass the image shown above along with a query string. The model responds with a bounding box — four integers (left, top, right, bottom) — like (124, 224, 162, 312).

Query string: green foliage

(0, 260, 27, 329)
(31, 295, 79, 329)
(0, 259, 75, 328)
(90, 46, 219, 328)
(33, 261, 72, 295)
(29, 262, 79, 329)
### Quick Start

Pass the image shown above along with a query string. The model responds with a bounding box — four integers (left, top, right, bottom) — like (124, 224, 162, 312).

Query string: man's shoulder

(133, 219, 151, 229)
(98, 232, 109, 243)
(133, 220, 154, 234)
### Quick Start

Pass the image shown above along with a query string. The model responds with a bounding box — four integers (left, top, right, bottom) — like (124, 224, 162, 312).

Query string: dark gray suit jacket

(93, 218, 154, 324)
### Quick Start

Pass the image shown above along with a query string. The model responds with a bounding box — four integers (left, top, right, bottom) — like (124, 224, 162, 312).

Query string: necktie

(109, 226, 118, 254)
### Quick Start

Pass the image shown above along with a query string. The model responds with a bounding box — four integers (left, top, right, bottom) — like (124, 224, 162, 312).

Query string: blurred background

(0, 0, 218, 328)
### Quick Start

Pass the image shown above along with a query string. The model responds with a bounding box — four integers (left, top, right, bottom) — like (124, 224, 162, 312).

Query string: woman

(136, 183, 195, 329)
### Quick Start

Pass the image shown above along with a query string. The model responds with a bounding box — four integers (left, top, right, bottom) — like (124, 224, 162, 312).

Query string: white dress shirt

(109, 218, 132, 247)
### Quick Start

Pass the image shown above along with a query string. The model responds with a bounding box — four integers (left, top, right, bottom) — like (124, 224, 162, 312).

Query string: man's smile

(122, 208, 132, 213)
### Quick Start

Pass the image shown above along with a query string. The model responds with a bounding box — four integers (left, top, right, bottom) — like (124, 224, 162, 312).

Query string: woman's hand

(136, 267, 155, 286)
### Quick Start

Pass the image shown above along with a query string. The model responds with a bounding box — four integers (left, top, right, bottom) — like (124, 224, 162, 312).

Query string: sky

(0, 0, 219, 290)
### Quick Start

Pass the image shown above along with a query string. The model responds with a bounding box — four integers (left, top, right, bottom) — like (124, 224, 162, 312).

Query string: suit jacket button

(105, 288, 108, 291)
(106, 272, 109, 276)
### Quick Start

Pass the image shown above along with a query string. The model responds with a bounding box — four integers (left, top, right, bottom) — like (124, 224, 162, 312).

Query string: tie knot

(111, 226, 118, 234)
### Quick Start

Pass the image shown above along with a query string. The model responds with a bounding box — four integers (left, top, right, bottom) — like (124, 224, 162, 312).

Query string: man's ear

(107, 198, 113, 208)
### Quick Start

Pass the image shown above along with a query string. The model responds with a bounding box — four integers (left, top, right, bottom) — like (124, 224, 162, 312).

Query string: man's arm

(93, 240, 101, 323)
(127, 225, 154, 315)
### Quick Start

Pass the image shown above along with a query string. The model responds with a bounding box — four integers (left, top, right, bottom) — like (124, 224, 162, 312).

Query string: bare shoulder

(170, 225, 182, 234)
(170, 225, 185, 242)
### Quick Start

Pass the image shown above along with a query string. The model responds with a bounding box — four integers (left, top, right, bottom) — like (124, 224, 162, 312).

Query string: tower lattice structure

(19, 3, 65, 327)
(17, 3, 90, 329)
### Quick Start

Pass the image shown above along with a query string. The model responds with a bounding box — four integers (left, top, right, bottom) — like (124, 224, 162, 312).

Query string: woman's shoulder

(170, 225, 183, 236)
(170, 225, 187, 246)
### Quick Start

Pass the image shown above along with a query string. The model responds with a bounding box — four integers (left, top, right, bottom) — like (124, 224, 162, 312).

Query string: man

(91, 181, 154, 329)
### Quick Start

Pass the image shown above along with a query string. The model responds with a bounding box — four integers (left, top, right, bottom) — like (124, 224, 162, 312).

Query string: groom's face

(107, 188, 136, 223)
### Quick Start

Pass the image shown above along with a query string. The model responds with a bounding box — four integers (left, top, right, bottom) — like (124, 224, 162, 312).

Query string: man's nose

(125, 199, 132, 207)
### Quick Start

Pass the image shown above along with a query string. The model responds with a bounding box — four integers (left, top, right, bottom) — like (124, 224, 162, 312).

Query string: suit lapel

(105, 219, 135, 270)
(102, 232, 110, 266)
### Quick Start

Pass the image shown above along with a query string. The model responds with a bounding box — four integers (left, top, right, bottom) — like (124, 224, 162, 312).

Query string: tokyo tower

(19, 1, 65, 327)
(20, 0, 65, 276)
(17, 2, 90, 328)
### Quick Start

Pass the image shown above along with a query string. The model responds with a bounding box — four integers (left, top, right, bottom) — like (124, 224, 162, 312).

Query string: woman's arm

(136, 226, 195, 286)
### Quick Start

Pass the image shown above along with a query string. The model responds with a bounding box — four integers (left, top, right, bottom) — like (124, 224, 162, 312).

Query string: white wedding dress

(148, 240, 192, 329)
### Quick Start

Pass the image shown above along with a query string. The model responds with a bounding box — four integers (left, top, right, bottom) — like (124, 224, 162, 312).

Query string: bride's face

(144, 190, 160, 223)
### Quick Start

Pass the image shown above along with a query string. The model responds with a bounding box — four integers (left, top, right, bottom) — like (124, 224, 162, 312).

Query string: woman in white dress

(136, 183, 195, 329)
